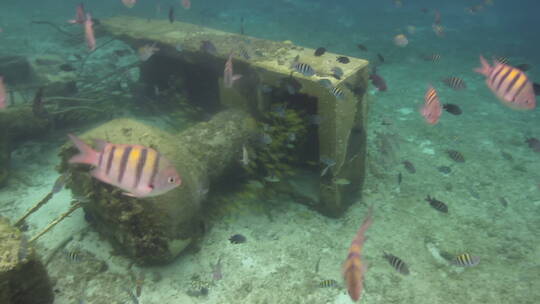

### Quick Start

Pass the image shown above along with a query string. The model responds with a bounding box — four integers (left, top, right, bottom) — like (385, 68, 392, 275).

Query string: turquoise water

(0, 1, 539, 303)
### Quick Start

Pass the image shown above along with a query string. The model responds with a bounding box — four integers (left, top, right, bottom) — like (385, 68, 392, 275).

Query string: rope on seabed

(29, 202, 82, 243)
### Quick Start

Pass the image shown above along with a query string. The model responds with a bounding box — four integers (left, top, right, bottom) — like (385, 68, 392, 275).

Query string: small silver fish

(240, 145, 249, 166)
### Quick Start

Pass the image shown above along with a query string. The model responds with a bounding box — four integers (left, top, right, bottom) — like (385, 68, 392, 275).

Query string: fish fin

(68, 134, 99, 166)
(122, 184, 153, 198)
(474, 55, 491, 76)
(232, 74, 242, 83)
(93, 139, 108, 152)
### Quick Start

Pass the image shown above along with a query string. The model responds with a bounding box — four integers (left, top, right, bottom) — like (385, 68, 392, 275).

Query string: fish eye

(168, 177, 176, 183)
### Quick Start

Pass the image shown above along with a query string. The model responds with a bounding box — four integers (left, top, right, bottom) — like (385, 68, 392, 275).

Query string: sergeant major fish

(67, 134, 182, 198)
(474, 55, 536, 110)
(421, 86, 442, 124)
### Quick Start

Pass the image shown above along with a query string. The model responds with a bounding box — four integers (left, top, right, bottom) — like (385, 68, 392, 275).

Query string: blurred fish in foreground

(224, 53, 242, 88)
(475, 55, 536, 110)
(343, 206, 373, 302)
(369, 68, 387, 91)
(84, 13, 95, 51)
(182, 0, 191, 10)
(67, 134, 182, 198)
(67, 3, 86, 24)
(383, 252, 409, 275)
(421, 86, 442, 124)
(393, 34, 408, 47)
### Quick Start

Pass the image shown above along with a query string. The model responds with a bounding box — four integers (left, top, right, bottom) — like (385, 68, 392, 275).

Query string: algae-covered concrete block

(101, 16, 369, 217)
(0, 217, 54, 304)
(59, 110, 255, 265)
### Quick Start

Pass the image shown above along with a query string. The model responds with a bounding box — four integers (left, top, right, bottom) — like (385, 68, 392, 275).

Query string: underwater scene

(0, 0, 539, 303)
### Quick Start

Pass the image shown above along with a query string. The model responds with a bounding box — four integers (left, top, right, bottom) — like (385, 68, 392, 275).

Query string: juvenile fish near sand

(474, 55, 536, 110)
(383, 252, 409, 275)
(452, 253, 480, 267)
(67, 134, 182, 198)
(343, 206, 374, 302)
(425, 195, 448, 213)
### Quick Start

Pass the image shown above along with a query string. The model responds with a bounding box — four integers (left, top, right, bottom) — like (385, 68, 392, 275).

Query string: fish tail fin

(68, 133, 99, 166)
(232, 74, 242, 83)
(474, 55, 490, 76)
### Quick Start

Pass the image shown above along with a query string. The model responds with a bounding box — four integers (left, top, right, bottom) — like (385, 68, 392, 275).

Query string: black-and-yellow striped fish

(319, 279, 338, 288)
(475, 55, 536, 110)
(65, 249, 82, 262)
(383, 252, 409, 275)
(421, 53, 441, 62)
(68, 134, 182, 198)
(330, 87, 345, 100)
(452, 253, 480, 267)
(442, 77, 466, 90)
(291, 62, 316, 77)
